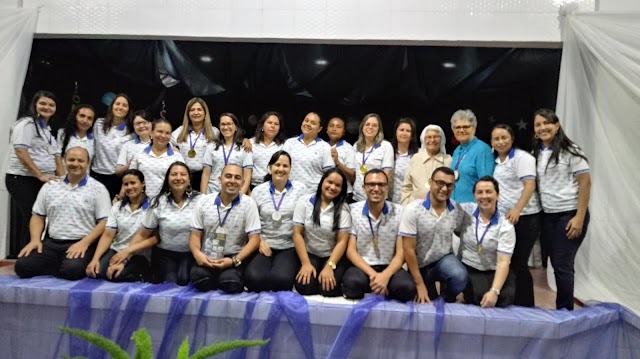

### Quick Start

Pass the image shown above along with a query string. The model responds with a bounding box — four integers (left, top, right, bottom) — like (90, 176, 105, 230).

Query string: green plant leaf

(131, 328, 153, 359)
(190, 339, 269, 359)
(59, 327, 129, 359)
(176, 337, 190, 359)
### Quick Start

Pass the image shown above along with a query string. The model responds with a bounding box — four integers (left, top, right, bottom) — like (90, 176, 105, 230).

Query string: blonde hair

(176, 97, 217, 143)
(355, 113, 385, 152)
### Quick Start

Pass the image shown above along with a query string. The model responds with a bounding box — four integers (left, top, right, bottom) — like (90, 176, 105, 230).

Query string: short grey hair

(450, 109, 477, 129)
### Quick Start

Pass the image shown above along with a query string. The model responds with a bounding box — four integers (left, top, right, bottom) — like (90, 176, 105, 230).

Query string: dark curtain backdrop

(22, 39, 561, 152)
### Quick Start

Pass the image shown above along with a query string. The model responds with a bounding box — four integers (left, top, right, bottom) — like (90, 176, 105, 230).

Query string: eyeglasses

(364, 182, 388, 189)
(432, 179, 455, 190)
(453, 125, 473, 131)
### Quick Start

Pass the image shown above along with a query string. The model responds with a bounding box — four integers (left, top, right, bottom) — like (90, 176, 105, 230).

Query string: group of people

(5, 90, 590, 310)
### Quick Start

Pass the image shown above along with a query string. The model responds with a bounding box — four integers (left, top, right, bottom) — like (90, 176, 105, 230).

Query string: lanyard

(189, 130, 202, 150)
(38, 118, 53, 145)
(367, 216, 383, 258)
(216, 201, 236, 228)
(270, 188, 287, 212)
(475, 218, 492, 253)
(454, 151, 467, 170)
(222, 144, 234, 165)
(362, 144, 380, 166)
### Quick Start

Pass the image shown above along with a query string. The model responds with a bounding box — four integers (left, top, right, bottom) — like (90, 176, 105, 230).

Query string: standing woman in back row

(390, 117, 419, 204)
(92, 93, 133, 199)
(353, 113, 394, 202)
(57, 104, 96, 162)
(6, 91, 64, 258)
(533, 109, 591, 311)
(249, 111, 286, 190)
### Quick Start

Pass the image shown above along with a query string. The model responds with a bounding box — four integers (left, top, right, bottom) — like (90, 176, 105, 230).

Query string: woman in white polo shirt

(201, 112, 253, 194)
(57, 104, 96, 162)
(109, 162, 201, 285)
(390, 117, 419, 204)
(92, 93, 133, 199)
(86, 169, 151, 282)
(115, 110, 153, 177)
(459, 176, 516, 308)
(6, 90, 64, 258)
(245, 151, 307, 292)
(130, 118, 184, 198)
(249, 111, 286, 190)
(292, 168, 351, 297)
(532, 109, 591, 311)
(491, 124, 542, 307)
(353, 113, 394, 202)
(171, 97, 219, 188)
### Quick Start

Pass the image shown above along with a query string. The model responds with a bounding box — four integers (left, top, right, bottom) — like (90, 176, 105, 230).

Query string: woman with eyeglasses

(115, 110, 153, 178)
(491, 124, 541, 307)
(353, 113, 394, 202)
(449, 109, 494, 203)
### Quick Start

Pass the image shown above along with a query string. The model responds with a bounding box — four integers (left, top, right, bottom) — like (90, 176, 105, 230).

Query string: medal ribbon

(189, 130, 202, 151)
(367, 216, 383, 258)
(454, 151, 467, 170)
(222, 144, 234, 165)
(216, 198, 236, 228)
(361, 144, 380, 167)
(269, 184, 287, 213)
(475, 218, 492, 253)
(38, 118, 53, 145)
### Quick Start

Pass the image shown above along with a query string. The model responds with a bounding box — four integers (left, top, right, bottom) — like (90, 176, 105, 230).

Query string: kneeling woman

(86, 169, 151, 281)
(244, 151, 308, 292)
(110, 162, 201, 285)
(459, 176, 516, 308)
(292, 168, 351, 296)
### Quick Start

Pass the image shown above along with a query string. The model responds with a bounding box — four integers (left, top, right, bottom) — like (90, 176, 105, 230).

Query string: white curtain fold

(557, 11, 640, 314)
(0, 8, 39, 259)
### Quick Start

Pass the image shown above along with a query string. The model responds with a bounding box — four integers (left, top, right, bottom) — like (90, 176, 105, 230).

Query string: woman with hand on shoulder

(459, 176, 516, 308)
(115, 110, 153, 177)
(491, 124, 541, 307)
(326, 116, 356, 203)
(110, 162, 201, 285)
(201, 113, 253, 194)
(57, 104, 96, 162)
(533, 109, 590, 311)
(353, 113, 394, 202)
(86, 169, 151, 282)
(450, 109, 494, 203)
(92, 93, 134, 199)
(249, 111, 286, 190)
(244, 151, 308, 292)
(130, 118, 184, 198)
(171, 98, 219, 188)
(6, 91, 64, 258)
(401, 124, 452, 205)
(292, 168, 351, 297)
(390, 117, 419, 204)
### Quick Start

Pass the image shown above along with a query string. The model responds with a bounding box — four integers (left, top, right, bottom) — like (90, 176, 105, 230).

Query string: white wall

(598, 0, 640, 11)
(19, 0, 597, 45)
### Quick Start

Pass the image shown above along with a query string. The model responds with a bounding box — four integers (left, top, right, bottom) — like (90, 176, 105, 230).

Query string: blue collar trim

(362, 201, 389, 216)
(63, 175, 89, 187)
(214, 193, 241, 207)
(422, 193, 455, 212)
(116, 121, 127, 131)
(269, 180, 293, 193)
(297, 134, 321, 143)
(472, 207, 500, 225)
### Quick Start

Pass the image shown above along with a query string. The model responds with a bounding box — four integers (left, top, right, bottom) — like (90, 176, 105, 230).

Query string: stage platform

(0, 275, 638, 359)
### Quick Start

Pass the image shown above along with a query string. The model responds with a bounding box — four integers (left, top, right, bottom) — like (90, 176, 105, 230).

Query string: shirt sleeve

(476, 144, 496, 177)
(497, 219, 516, 256)
(190, 197, 205, 232)
(142, 206, 159, 230)
(381, 141, 395, 171)
(322, 143, 335, 170)
(170, 127, 180, 148)
(106, 204, 119, 230)
(94, 184, 112, 221)
(338, 204, 352, 232)
(344, 146, 356, 170)
(282, 138, 292, 153)
(56, 129, 65, 153)
(202, 144, 214, 168)
(349, 206, 358, 238)
(516, 152, 537, 180)
(129, 153, 139, 170)
(292, 196, 308, 226)
(12, 119, 34, 149)
(31, 182, 51, 217)
(244, 198, 261, 235)
(569, 147, 590, 174)
(116, 143, 129, 166)
(398, 201, 418, 237)
(242, 150, 254, 169)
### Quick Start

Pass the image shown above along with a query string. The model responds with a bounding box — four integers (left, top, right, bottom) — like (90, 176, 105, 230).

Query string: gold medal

(477, 245, 482, 253)
(360, 164, 368, 174)
(188, 149, 197, 158)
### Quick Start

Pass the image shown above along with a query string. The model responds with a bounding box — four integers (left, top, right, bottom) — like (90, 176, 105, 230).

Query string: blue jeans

(420, 254, 468, 301)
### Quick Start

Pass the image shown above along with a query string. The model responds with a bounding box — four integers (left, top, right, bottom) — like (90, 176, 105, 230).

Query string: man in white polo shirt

(400, 166, 468, 304)
(342, 169, 415, 302)
(189, 164, 261, 293)
(15, 146, 111, 280)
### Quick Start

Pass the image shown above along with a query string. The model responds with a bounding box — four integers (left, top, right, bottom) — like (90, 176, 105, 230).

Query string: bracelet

(489, 287, 501, 296)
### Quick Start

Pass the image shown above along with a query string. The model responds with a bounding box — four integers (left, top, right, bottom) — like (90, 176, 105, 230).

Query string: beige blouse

(400, 151, 453, 205)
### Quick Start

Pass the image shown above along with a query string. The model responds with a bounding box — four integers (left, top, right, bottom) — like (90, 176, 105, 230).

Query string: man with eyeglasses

(342, 169, 416, 302)
(399, 166, 468, 304)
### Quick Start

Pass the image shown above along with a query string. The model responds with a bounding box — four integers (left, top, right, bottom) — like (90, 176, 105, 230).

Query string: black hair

(127, 109, 154, 134)
(473, 175, 500, 194)
(150, 162, 200, 209)
(102, 93, 132, 134)
(253, 111, 286, 146)
(215, 112, 245, 150)
(312, 168, 348, 232)
(61, 104, 96, 155)
(263, 150, 292, 183)
(391, 117, 419, 160)
(20, 90, 58, 139)
(119, 169, 148, 210)
(532, 109, 588, 173)
(491, 123, 516, 142)
(431, 166, 455, 179)
(363, 168, 388, 184)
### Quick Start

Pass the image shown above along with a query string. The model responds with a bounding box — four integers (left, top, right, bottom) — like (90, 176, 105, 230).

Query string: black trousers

(90, 171, 121, 200)
(342, 265, 416, 302)
(14, 237, 96, 280)
(510, 213, 541, 307)
(541, 210, 590, 310)
(191, 170, 203, 192)
(245, 248, 300, 292)
(463, 264, 515, 308)
(190, 253, 254, 293)
(5, 174, 44, 258)
(97, 249, 150, 282)
(151, 247, 194, 286)
(294, 253, 349, 297)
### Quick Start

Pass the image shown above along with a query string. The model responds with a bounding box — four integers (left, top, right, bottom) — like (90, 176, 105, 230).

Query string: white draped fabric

(0, 8, 39, 258)
(557, 10, 640, 314)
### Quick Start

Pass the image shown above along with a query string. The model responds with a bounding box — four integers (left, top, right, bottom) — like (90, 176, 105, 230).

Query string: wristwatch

(490, 287, 501, 296)
(326, 260, 336, 270)
(231, 256, 242, 267)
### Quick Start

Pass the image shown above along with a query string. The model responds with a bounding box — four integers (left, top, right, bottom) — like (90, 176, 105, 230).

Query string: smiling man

(14, 146, 111, 280)
(189, 164, 261, 293)
(399, 166, 468, 304)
